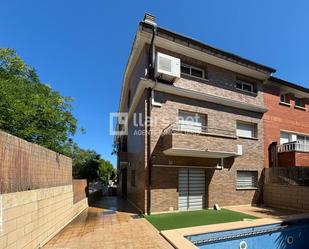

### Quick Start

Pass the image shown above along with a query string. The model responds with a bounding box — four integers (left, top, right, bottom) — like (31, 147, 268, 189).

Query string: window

(127, 89, 131, 108)
(237, 171, 258, 189)
(131, 170, 136, 187)
(235, 79, 254, 93)
(295, 97, 305, 108)
(178, 111, 206, 133)
(280, 131, 309, 145)
(236, 121, 257, 138)
(280, 94, 288, 103)
(181, 63, 205, 79)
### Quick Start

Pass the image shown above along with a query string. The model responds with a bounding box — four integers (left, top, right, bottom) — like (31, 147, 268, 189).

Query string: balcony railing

(162, 122, 236, 137)
(278, 142, 309, 153)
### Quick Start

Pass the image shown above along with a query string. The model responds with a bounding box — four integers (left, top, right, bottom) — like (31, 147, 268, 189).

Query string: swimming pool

(186, 218, 309, 249)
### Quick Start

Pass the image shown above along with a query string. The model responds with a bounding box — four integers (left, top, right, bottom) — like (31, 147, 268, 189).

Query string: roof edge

(140, 21, 276, 74)
(269, 76, 309, 93)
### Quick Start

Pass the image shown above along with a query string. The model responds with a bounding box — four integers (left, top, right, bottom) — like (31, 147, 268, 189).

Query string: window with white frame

(280, 94, 289, 104)
(181, 63, 205, 79)
(178, 111, 206, 133)
(280, 131, 309, 145)
(235, 79, 255, 93)
(237, 171, 258, 189)
(236, 121, 257, 138)
(295, 97, 305, 108)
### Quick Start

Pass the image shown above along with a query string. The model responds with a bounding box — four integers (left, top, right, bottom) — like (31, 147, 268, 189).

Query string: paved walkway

(43, 197, 173, 249)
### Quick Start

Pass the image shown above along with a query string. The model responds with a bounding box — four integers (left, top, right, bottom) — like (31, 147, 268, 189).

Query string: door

(178, 168, 205, 211)
(121, 168, 127, 197)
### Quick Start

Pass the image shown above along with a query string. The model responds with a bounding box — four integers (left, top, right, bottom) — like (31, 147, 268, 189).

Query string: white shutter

(178, 168, 205, 211)
(237, 122, 255, 138)
(237, 171, 258, 189)
(178, 169, 189, 211)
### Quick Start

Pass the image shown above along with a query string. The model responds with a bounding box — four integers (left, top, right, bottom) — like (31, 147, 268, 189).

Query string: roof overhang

(268, 76, 309, 98)
(163, 148, 239, 158)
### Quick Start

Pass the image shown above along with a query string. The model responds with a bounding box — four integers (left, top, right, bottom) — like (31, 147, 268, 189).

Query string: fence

(264, 167, 309, 186)
(0, 131, 72, 194)
(73, 179, 88, 204)
(264, 167, 309, 211)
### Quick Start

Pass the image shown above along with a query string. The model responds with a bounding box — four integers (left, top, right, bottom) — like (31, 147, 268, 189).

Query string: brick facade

(263, 81, 309, 167)
(149, 90, 264, 212)
(117, 46, 265, 213)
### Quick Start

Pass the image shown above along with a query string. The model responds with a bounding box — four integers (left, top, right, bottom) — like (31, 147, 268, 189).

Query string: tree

(0, 48, 116, 181)
(98, 159, 116, 185)
(0, 48, 77, 153)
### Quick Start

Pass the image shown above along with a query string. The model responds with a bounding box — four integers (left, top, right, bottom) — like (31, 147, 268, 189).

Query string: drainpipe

(144, 13, 157, 215)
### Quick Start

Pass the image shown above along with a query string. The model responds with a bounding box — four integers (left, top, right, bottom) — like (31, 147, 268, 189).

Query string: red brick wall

(0, 131, 72, 194)
(264, 82, 309, 167)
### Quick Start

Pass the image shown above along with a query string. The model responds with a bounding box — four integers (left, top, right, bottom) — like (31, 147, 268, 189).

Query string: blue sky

(0, 0, 308, 166)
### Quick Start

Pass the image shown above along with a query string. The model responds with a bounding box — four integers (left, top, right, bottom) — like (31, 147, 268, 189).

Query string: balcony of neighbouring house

(161, 122, 242, 158)
(278, 142, 309, 167)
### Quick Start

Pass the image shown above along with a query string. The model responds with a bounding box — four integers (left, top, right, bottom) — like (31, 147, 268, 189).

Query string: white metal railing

(162, 122, 236, 137)
(278, 142, 309, 153)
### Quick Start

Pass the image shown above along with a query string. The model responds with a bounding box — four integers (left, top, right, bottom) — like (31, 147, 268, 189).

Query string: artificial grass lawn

(145, 209, 257, 231)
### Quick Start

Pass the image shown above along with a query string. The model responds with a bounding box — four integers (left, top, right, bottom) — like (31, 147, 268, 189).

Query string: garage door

(178, 168, 205, 211)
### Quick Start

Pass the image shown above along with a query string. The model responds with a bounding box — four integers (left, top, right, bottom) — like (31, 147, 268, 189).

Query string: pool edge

(160, 213, 309, 249)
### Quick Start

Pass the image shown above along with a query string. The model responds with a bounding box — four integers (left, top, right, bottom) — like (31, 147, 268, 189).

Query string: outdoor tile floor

(43, 197, 173, 249)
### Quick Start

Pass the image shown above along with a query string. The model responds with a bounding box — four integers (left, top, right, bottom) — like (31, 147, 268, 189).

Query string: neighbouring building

(115, 14, 308, 214)
(264, 77, 309, 167)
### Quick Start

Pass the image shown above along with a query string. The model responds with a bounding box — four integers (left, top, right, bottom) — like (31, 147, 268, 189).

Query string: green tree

(98, 159, 116, 185)
(0, 48, 77, 153)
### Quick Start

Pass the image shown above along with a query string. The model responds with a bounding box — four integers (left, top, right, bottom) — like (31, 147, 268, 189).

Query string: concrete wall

(0, 185, 88, 249)
(264, 183, 309, 211)
(0, 131, 72, 194)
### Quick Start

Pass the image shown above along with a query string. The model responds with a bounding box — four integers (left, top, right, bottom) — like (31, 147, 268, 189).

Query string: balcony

(278, 142, 309, 153)
(278, 142, 309, 167)
(161, 122, 241, 158)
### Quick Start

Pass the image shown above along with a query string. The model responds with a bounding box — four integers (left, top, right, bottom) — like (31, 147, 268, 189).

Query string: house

(264, 77, 309, 167)
(115, 13, 306, 214)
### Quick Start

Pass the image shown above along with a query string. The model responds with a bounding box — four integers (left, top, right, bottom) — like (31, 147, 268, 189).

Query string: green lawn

(145, 209, 257, 231)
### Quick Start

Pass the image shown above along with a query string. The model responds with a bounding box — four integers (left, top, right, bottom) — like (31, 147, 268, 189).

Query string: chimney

(143, 13, 157, 27)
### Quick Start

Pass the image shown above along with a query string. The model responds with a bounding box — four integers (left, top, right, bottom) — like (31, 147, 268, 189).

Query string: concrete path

(43, 197, 173, 249)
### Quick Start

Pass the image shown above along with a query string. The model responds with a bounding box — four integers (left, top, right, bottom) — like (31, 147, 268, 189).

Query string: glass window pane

(236, 82, 242, 89)
(191, 68, 203, 78)
(243, 83, 253, 92)
(181, 65, 190, 75)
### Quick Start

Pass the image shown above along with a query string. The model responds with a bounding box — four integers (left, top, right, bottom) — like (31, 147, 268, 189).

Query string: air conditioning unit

(155, 52, 180, 82)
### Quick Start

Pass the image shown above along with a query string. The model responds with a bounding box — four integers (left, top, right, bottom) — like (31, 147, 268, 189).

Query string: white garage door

(178, 168, 205, 211)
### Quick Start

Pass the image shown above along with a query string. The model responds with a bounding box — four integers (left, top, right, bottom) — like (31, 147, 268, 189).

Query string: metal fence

(264, 167, 309, 186)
